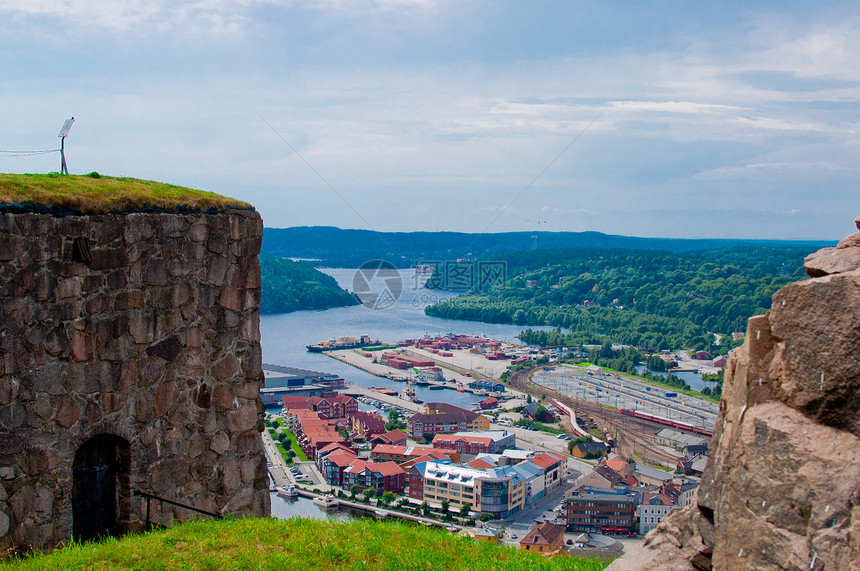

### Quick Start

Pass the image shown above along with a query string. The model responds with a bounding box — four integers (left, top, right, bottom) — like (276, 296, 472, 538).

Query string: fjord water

(259, 268, 547, 407)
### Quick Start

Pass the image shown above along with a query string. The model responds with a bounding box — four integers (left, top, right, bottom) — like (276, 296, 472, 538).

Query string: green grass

(0, 518, 609, 570)
(275, 425, 308, 462)
(0, 173, 251, 213)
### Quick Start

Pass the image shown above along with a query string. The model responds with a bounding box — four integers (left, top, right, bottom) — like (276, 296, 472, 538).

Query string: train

(619, 408, 714, 437)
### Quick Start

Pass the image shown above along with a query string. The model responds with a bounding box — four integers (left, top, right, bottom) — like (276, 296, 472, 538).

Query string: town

(261, 334, 714, 559)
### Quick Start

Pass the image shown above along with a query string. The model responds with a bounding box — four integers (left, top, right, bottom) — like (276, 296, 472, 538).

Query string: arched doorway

(72, 435, 129, 542)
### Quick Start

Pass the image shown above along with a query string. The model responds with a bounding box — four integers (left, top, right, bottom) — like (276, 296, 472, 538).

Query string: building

(370, 430, 408, 447)
(529, 452, 567, 493)
(638, 491, 675, 535)
(565, 488, 637, 533)
(468, 380, 505, 393)
(318, 448, 359, 487)
(415, 367, 444, 383)
(431, 431, 516, 455)
(309, 394, 359, 419)
(570, 441, 609, 459)
(478, 397, 499, 409)
(408, 403, 489, 439)
(261, 365, 345, 405)
(371, 444, 459, 465)
(342, 460, 405, 493)
(654, 428, 708, 451)
(349, 411, 386, 440)
(519, 522, 565, 555)
(409, 461, 526, 519)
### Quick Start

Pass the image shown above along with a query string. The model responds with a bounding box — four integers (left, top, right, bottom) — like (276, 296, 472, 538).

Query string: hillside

(259, 253, 359, 314)
(0, 173, 251, 213)
(0, 517, 608, 571)
(261, 226, 831, 268)
(425, 245, 813, 350)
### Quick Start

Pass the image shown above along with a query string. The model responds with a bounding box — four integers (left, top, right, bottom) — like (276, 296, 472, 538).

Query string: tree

(349, 484, 359, 499)
(362, 487, 375, 502)
(526, 394, 532, 404)
(380, 491, 396, 506)
(478, 512, 493, 523)
(459, 502, 472, 518)
(421, 501, 431, 517)
(441, 499, 450, 514)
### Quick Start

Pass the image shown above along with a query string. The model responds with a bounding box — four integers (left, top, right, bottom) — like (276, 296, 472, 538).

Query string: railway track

(509, 365, 687, 467)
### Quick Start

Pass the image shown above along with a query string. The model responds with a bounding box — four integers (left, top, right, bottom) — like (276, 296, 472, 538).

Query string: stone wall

(0, 209, 270, 551)
(607, 217, 860, 570)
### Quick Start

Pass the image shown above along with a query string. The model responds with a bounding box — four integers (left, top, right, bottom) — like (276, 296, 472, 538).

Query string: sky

(1, 1, 858, 240)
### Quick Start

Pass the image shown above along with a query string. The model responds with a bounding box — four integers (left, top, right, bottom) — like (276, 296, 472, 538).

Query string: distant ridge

(262, 226, 833, 267)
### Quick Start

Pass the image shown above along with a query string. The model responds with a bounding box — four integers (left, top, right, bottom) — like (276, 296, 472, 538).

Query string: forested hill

(259, 253, 359, 314)
(262, 226, 831, 268)
(424, 245, 814, 350)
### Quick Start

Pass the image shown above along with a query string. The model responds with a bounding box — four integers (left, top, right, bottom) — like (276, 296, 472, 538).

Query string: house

(342, 459, 405, 493)
(654, 428, 707, 451)
(469, 528, 501, 544)
(408, 404, 489, 439)
(525, 402, 554, 422)
(370, 430, 407, 447)
(633, 463, 675, 487)
(318, 449, 358, 487)
(478, 397, 499, 409)
(519, 521, 565, 555)
(432, 431, 515, 455)
(570, 441, 608, 459)
(349, 411, 386, 440)
(371, 444, 459, 465)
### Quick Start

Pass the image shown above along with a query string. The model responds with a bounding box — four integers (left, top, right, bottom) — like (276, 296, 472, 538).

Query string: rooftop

(0, 173, 252, 213)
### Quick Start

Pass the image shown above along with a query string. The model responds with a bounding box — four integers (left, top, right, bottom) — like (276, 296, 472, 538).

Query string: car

(510, 533, 517, 539)
(566, 539, 573, 545)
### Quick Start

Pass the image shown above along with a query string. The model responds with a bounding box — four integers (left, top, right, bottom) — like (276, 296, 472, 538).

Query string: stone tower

(0, 203, 270, 552)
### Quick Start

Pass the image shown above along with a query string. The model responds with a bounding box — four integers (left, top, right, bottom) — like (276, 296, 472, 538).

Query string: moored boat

(313, 495, 339, 509)
(277, 485, 299, 499)
(374, 509, 388, 519)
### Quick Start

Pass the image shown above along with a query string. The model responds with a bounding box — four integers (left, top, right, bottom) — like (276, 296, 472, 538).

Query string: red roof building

(519, 522, 565, 555)
(371, 430, 408, 447)
(342, 460, 405, 493)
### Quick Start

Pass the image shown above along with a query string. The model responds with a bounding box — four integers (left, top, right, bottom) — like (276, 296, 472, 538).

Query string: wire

(0, 149, 60, 157)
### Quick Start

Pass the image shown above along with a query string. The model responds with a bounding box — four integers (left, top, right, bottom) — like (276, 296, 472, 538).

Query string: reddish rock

(609, 220, 860, 571)
(211, 355, 239, 381)
(71, 331, 94, 362)
(115, 290, 145, 310)
(804, 246, 860, 277)
(153, 382, 177, 417)
(54, 395, 80, 428)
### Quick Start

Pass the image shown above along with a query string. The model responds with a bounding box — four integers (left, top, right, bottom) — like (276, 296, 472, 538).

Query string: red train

(619, 408, 714, 437)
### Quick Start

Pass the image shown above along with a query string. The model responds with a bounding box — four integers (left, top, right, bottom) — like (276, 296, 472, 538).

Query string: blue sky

(2, 1, 858, 240)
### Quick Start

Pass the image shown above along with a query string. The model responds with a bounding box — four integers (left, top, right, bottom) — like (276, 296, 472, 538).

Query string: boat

(374, 509, 389, 519)
(307, 334, 374, 353)
(277, 485, 299, 499)
(457, 386, 465, 393)
(446, 525, 459, 533)
(313, 495, 339, 509)
(428, 384, 445, 391)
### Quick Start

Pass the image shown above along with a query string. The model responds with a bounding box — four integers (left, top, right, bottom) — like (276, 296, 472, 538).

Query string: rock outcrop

(608, 216, 860, 571)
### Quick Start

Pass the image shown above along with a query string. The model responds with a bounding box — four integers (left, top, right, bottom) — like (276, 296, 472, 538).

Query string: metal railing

(134, 490, 222, 529)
